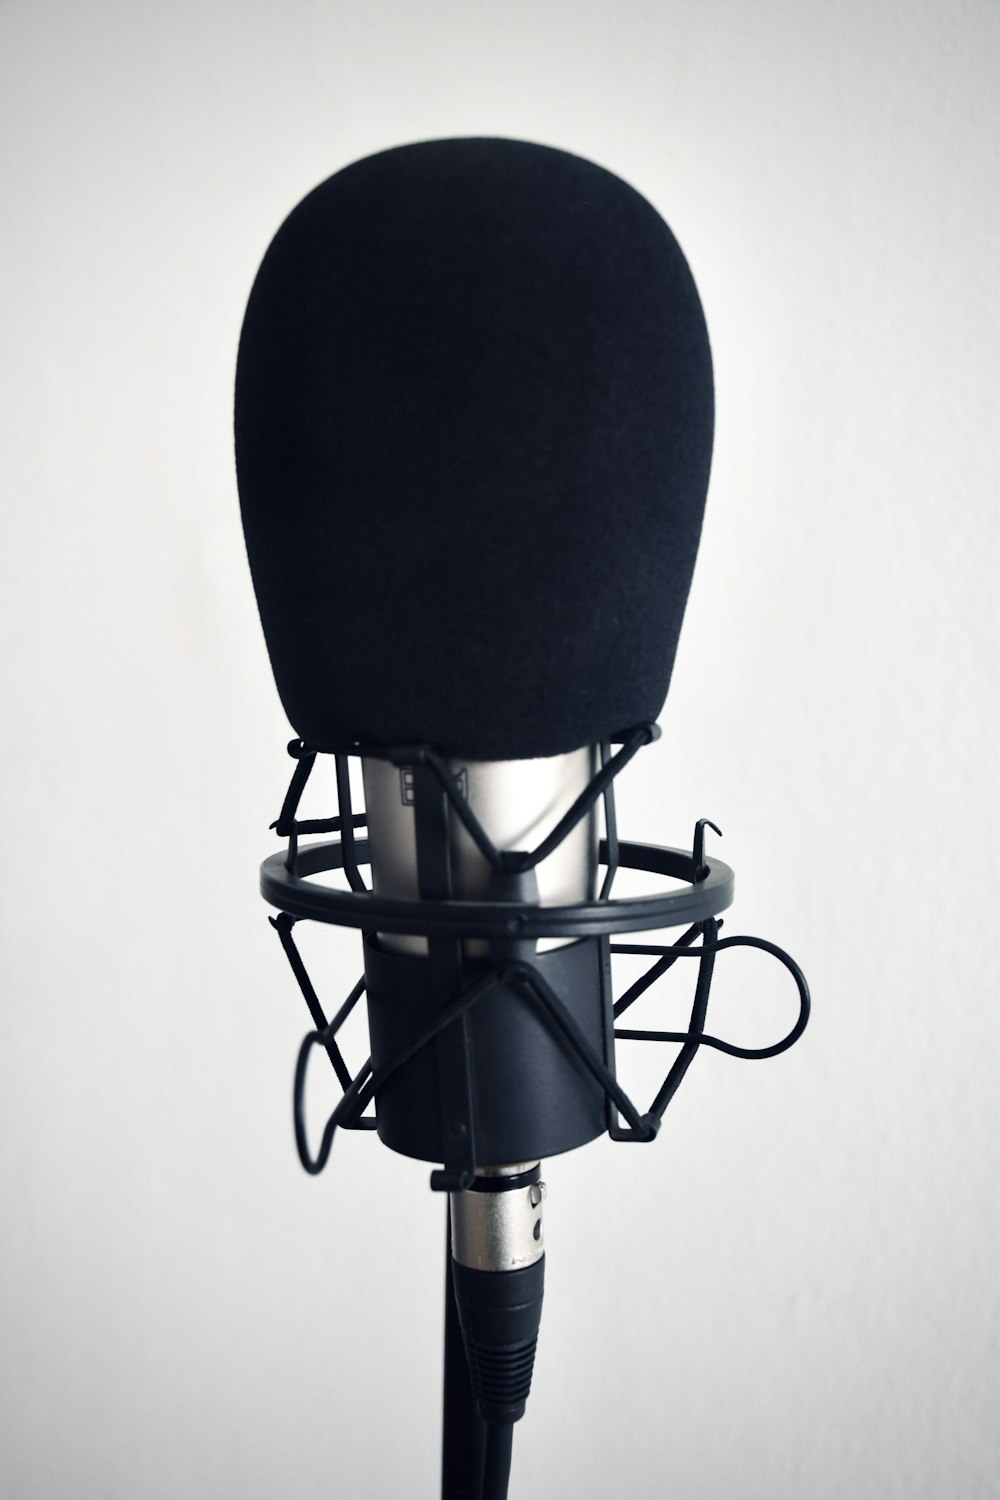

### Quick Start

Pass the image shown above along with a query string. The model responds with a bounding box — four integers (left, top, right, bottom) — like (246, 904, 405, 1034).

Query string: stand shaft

(442, 1210, 486, 1499)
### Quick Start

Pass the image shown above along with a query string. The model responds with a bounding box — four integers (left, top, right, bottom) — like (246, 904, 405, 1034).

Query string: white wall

(1, 2, 996, 1496)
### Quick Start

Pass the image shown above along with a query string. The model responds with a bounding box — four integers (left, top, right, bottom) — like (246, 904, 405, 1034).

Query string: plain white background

(1, 2, 997, 1497)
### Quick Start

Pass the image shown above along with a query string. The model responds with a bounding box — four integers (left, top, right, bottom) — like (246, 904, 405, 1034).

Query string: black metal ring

(260, 835, 735, 938)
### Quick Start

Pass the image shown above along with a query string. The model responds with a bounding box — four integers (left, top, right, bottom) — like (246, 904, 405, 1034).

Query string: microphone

(235, 137, 809, 1500)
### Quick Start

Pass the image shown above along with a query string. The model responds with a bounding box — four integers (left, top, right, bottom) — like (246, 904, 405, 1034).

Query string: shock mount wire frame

(259, 725, 811, 1182)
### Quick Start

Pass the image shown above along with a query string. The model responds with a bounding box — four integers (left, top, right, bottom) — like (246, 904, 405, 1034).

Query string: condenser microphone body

(361, 747, 599, 956)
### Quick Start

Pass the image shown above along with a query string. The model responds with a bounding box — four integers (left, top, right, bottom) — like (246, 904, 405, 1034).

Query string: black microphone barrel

(364, 932, 613, 1167)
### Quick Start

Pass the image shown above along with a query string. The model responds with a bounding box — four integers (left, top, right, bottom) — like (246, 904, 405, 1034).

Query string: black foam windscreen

(235, 138, 713, 761)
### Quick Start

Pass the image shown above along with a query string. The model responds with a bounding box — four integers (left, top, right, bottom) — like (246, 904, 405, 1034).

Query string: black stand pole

(442, 1209, 487, 1499)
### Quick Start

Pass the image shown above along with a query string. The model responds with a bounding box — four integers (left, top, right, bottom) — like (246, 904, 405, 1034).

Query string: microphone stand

(442, 1212, 487, 1498)
(413, 761, 491, 1496)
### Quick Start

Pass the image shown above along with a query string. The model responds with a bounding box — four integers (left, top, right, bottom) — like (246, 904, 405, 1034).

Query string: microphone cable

(482, 1423, 514, 1500)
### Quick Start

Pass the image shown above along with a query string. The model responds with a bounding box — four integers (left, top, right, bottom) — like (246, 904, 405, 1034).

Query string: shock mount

(258, 724, 809, 1185)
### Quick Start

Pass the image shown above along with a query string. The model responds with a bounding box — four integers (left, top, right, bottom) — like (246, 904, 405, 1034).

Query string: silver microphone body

(361, 747, 600, 956)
